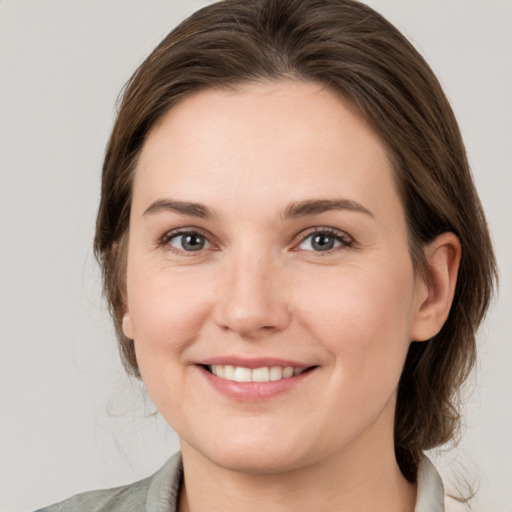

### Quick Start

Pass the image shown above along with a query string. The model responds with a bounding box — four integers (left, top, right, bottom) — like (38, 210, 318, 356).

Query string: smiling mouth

(203, 364, 314, 383)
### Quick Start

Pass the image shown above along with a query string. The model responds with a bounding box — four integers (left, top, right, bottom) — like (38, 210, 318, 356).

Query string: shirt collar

(145, 452, 445, 512)
(415, 455, 446, 512)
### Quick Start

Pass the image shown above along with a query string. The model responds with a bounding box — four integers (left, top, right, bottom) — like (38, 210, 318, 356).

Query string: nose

(213, 250, 291, 338)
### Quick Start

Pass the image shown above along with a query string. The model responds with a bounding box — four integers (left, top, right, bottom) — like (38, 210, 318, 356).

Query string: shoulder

(33, 477, 151, 512)
(444, 496, 472, 512)
(415, 456, 474, 512)
(418, 456, 481, 512)
(33, 452, 183, 512)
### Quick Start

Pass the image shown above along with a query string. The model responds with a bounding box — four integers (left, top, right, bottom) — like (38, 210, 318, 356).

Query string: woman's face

(124, 81, 428, 473)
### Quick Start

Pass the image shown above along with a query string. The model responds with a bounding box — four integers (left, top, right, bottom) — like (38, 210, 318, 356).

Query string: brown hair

(94, 0, 497, 480)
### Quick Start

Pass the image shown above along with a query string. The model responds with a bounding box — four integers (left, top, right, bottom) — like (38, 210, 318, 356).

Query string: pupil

(312, 234, 334, 251)
(182, 234, 204, 251)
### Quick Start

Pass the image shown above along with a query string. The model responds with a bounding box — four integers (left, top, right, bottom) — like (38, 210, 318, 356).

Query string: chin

(181, 425, 315, 475)
(210, 447, 307, 475)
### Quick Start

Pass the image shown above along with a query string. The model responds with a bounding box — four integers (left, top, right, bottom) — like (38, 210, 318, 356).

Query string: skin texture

(123, 81, 460, 512)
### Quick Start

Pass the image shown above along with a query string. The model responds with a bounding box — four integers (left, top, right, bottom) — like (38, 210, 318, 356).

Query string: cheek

(295, 261, 416, 379)
(127, 266, 217, 419)
(127, 265, 214, 363)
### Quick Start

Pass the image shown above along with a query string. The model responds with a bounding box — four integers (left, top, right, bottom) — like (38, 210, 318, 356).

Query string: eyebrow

(142, 197, 373, 220)
(282, 199, 374, 219)
(143, 199, 216, 219)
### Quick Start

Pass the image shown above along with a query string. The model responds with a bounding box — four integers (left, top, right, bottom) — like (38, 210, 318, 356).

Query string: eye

(167, 232, 211, 252)
(297, 229, 351, 252)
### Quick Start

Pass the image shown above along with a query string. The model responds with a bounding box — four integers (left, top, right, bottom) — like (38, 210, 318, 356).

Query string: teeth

(208, 365, 307, 383)
(269, 366, 283, 381)
(251, 367, 269, 382)
(234, 367, 252, 382)
(224, 365, 235, 380)
(282, 367, 294, 378)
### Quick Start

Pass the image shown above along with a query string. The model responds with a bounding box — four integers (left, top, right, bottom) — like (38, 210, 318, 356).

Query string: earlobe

(122, 311, 134, 340)
(410, 232, 461, 342)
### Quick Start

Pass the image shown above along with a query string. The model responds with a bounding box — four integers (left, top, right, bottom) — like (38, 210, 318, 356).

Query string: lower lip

(197, 365, 315, 401)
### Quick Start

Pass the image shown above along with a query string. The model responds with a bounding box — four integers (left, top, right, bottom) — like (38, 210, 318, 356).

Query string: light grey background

(0, 1, 510, 511)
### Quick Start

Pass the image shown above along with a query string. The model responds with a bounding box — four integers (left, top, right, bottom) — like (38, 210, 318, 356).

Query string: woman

(36, 0, 497, 510)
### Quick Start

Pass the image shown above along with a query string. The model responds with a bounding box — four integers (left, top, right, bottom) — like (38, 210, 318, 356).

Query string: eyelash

(295, 227, 353, 254)
(159, 226, 353, 255)
(159, 227, 215, 256)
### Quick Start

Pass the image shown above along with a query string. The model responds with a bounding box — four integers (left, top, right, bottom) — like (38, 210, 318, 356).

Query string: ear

(410, 232, 461, 342)
(122, 309, 135, 340)
(113, 238, 134, 339)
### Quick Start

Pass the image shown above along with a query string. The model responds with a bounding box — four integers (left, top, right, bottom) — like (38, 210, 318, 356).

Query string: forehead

(132, 80, 401, 223)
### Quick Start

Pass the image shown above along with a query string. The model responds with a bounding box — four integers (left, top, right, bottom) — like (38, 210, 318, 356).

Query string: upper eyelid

(297, 226, 348, 236)
(161, 226, 212, 243)
(294, 226, 352, 243)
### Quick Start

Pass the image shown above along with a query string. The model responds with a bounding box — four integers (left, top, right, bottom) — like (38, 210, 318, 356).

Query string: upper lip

(197, 356, 315, 369)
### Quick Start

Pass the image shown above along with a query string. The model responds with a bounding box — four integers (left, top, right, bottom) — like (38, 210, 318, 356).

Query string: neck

(178, 429, 416, 512)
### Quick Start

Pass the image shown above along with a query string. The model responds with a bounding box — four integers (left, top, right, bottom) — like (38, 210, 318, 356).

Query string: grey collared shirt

(35, 452, 452, 512)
